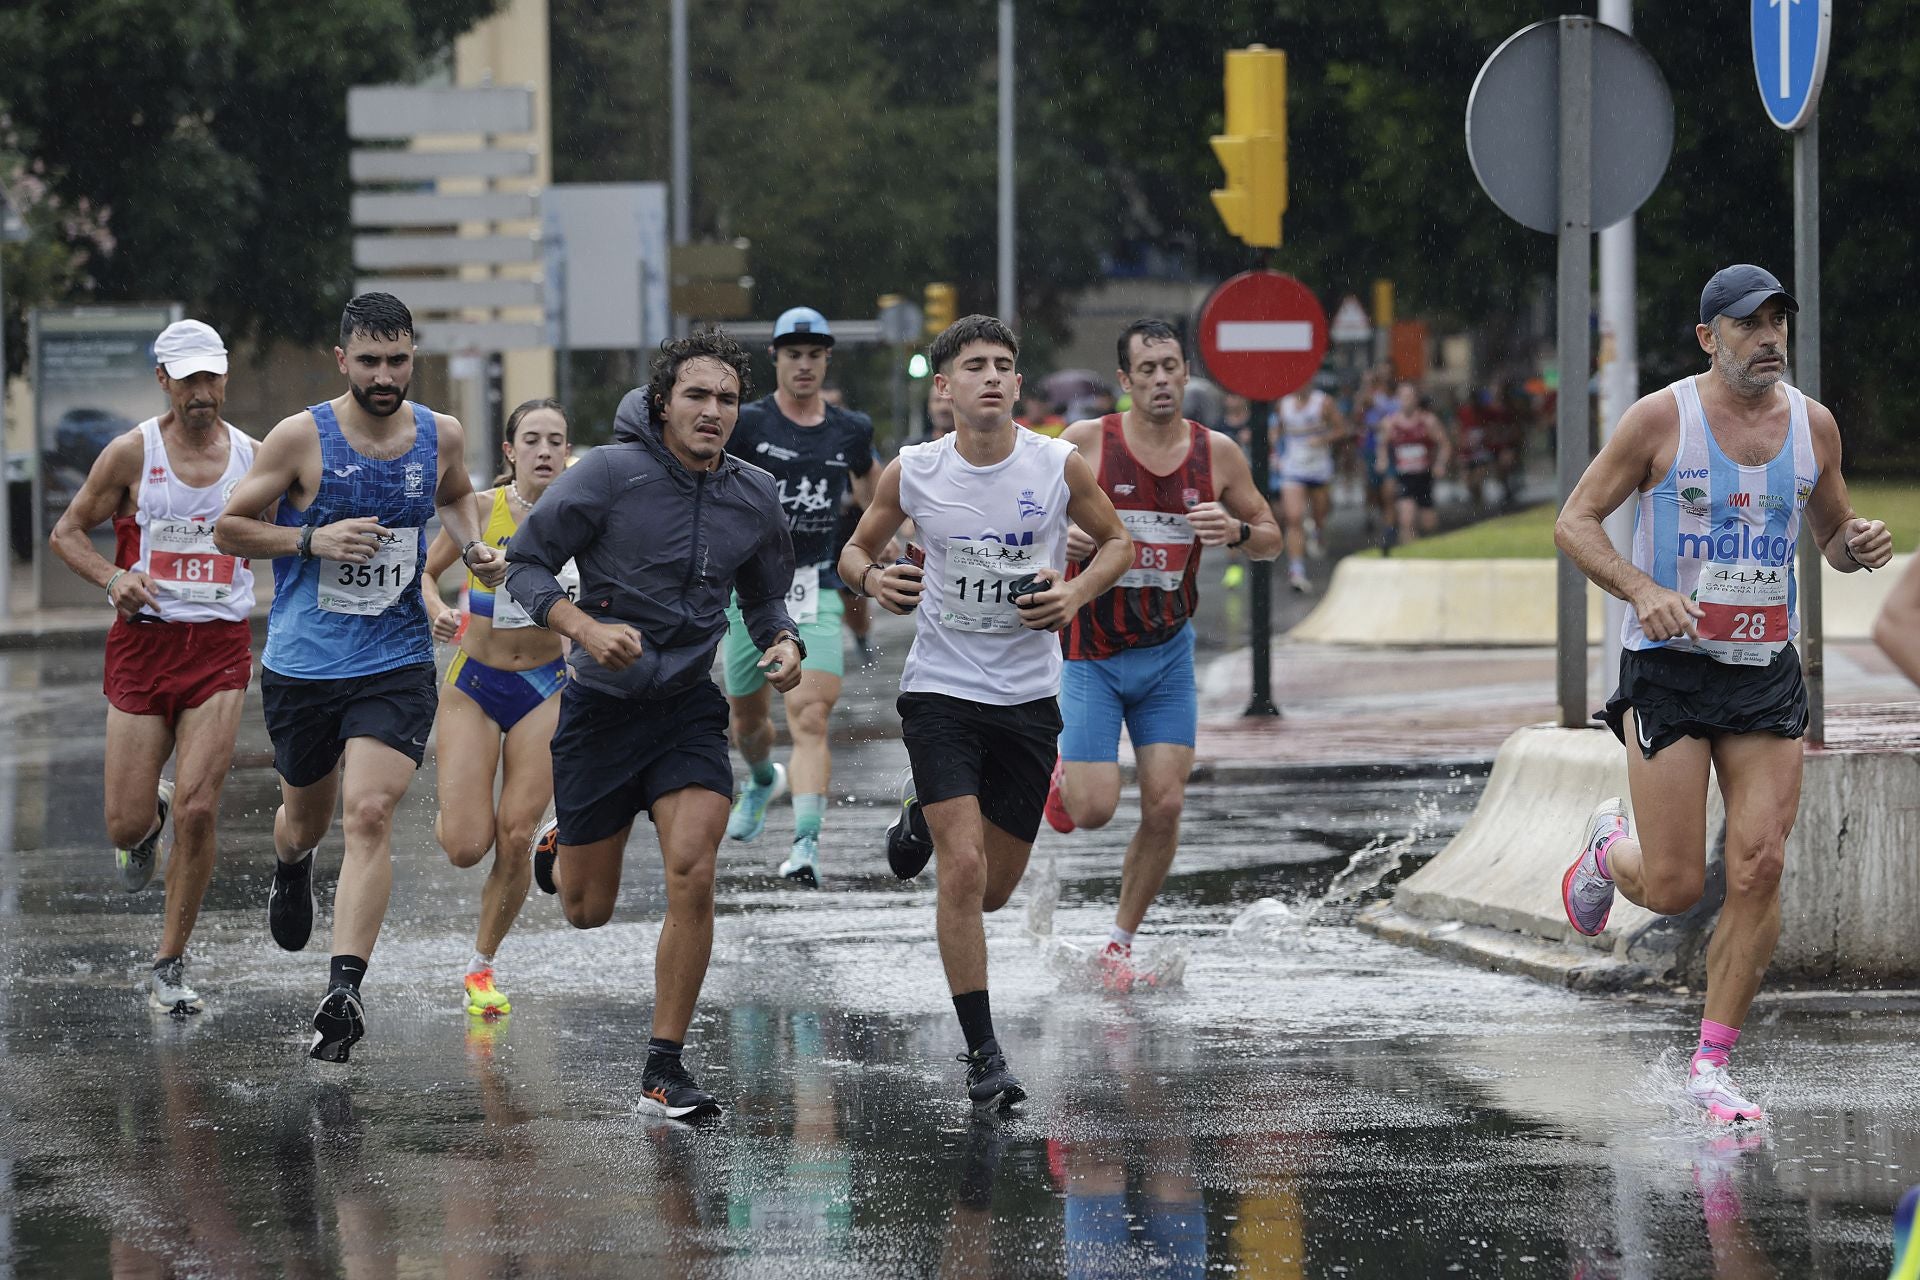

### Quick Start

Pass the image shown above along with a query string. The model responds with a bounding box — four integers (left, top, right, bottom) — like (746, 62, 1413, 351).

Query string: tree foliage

(0, 0, 502, 373)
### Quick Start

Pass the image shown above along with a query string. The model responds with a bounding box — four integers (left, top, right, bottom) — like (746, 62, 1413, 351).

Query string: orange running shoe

(463, 968, 511, 1018)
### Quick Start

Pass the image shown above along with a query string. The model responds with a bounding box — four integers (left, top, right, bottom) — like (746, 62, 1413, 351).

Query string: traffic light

(923, 282, 956, 339)
(1210, 46, 1287, 249)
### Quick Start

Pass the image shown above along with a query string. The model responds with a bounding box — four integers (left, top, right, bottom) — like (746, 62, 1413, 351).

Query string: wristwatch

(773, 629, 809, 661)
(461, 539, 486, 565)
(1228, 520, 1252, 548)
(297, 524, 317, 560)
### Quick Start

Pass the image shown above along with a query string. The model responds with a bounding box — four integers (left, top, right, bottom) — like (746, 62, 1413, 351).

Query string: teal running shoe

(726, 762, 787, 841)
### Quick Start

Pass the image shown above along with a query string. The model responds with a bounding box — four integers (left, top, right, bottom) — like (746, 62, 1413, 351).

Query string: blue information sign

(1751, 0, 1831, 131)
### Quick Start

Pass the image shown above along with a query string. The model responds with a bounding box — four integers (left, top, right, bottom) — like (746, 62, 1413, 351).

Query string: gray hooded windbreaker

(502, 387, 797, 701)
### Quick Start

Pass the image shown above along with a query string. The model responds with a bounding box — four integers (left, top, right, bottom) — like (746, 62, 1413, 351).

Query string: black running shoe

(959, 1038, 1027, 1109)
(886, 773, 934, 881)
(269, 851, 316, 952)
(309, 985, 365, 1063)
(639, 1053, 721, 1120)
(531, 816, 558, 896)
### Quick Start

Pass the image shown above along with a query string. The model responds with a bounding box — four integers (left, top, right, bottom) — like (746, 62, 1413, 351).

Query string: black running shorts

(1601, 643, 1808, 760)
(898, 691, 1062, 844)
(550, 678, 733, 845)
(261, 662, 438, 788)
(1396, 470, 1435, 508)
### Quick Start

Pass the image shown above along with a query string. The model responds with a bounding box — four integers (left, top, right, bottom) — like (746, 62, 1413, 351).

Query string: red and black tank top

(1063, 416, 1213, 661)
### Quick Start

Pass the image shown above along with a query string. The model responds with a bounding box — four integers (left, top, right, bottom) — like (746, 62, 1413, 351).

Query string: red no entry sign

(1198, 271, 1329, 402)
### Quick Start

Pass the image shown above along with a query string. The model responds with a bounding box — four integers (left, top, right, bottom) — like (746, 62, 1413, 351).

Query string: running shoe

(1043, 755, 1075, 834)
(268, 850, 317, 952)
(779, 834, 821, 887)
(309, 985, 365, 1063)
(959, 1038, 1027, 1110)
(1222, 562, 1245, 590)
(640, 1054, 721, 1120)
(726, 762, 787, 842)
(885, 773, 935, 880)
(1562, 796, 1626, 937)
(463, 968, 511, 1018)
(1305, 524, 1325, 559)
(148, 956, 203, 1015)
(116, 779, 173, 892)
(1893, 1185, 1919, 1280)
(1685, 1058, 1764, 1125)
(1287, 567, 1313, 594)
(531, 816, 559, 895)
(1097, 941, 1138, 994)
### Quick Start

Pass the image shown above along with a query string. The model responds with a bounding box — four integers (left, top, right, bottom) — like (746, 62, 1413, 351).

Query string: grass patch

(1380, 481, 1920, 560)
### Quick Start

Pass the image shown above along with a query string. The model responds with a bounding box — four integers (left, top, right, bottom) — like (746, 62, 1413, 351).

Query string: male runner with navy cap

(1554, 264, 1891, 1123)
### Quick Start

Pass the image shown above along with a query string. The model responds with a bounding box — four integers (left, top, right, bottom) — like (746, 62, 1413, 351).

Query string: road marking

(1216, 321, 1315, 353)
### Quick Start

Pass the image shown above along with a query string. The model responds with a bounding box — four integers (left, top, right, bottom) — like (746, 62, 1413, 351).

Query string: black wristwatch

(1228, 520, 1252, 548)
(297, 524, 317, 560)
(773, 629, 809, 661)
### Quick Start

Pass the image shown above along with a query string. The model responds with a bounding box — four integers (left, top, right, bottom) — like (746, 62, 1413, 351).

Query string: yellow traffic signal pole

(1210, 46, 1288, 716)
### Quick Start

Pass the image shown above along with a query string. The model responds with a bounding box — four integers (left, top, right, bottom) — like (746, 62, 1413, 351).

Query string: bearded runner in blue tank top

(1553, 265, 1892, 1126)
(215, 292, 504, 1064)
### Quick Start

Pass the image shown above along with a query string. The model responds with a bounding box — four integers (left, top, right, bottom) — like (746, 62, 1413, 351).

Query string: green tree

(0, 0, 502, 372)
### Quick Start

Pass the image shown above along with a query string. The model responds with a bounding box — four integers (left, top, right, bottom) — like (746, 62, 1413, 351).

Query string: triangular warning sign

(1330, 295, 1372, 342)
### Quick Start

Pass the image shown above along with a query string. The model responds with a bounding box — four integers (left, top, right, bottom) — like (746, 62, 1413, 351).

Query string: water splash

(1229, 793, 1444, 946)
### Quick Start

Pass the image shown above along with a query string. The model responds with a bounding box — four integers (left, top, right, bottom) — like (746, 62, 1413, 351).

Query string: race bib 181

(147, 518, 237, 602)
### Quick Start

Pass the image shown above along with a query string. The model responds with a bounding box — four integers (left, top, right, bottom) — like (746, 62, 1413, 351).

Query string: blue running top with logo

(263, 401, 438, 680)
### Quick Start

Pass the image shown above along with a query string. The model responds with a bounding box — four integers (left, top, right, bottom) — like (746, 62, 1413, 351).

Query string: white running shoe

(148, 956, 203, 1015)
(1686, 1058, 1764, 1125)
(1562, 796, 1625, 936)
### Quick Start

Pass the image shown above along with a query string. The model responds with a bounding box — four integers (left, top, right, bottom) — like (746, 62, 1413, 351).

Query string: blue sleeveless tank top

(263, 401, 438, 679)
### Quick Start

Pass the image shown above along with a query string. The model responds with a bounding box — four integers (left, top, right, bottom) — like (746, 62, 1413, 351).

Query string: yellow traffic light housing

(923, 282, 957, 339)
(1210, 46, 1287, 249)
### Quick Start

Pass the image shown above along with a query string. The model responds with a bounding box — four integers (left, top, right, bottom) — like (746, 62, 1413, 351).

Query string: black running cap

(1700, 264, 1798, 327)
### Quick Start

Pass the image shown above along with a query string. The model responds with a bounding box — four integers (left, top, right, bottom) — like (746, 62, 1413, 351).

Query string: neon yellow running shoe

(463, 968, 511, 1018)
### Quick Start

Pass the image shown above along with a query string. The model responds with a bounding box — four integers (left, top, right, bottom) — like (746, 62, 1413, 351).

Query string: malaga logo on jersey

(1677, 517, 1792, 567)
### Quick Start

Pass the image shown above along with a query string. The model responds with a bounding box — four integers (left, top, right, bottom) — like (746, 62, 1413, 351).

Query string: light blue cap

(772, 306, 834, 347)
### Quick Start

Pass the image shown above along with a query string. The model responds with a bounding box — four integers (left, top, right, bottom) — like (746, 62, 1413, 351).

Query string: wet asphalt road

(0, 629, 1915, 1279)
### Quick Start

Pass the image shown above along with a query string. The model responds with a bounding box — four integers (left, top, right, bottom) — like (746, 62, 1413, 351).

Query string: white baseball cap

(154, 319, 229, 378)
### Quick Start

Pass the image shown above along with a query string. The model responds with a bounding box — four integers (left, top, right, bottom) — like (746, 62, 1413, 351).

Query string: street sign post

(1753, 0, 1832, 743)
(1467, 18, 1672, 731)
(1197, 270, 1328, 718)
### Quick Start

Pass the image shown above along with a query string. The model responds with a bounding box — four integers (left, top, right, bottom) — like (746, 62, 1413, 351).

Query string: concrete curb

(1373, 721, 1920, 986)
(1289, 553, 1909, 647)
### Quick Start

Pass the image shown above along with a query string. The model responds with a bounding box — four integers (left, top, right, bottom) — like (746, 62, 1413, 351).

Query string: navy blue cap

(772, 306, 834, 347)
(1699, 265, 1798, 327)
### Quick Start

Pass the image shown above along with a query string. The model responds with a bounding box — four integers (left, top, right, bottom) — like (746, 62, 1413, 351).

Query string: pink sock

(1692, 1018, 1740, 1069)
(1594, 830, 1623, 881)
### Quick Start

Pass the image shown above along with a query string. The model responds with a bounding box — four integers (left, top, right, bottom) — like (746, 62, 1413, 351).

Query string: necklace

(506, 480, 538, 513)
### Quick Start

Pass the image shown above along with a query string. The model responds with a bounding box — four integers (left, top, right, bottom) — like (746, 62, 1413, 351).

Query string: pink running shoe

(1562, 797, 1626, 936)
(1044, 755, 1075, 834)
(1685, 1058, 1765, 1125)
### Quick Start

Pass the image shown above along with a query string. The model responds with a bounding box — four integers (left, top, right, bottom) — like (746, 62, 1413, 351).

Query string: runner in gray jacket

(507, 329, 803, 1119)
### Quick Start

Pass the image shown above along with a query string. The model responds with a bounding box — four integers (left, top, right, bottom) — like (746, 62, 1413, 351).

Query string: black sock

(329, 955, 368, 992)
(152, 955, 180, 971)
(952, 990, 995, 1054)
(647, 1037, 683, 1062)
(276, 850, 312, 879)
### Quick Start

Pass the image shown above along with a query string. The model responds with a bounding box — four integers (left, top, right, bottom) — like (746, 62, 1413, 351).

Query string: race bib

(940, 541, 1039, 634)
(1394, 442, 1432, 473)
(785, 567, 821, 625)
(1116, 509, 1196, 590)
(1694, 560, 1790, 666)
(493, 558, 579, 629)
(318, 527, 419, 617)
(146, 518, 238, 602)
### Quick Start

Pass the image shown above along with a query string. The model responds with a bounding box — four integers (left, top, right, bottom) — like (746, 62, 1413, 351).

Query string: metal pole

(670, 0, 690, 339)
(1596, 0, 1635, 708)
(0, 245, 11, 622)
(1246, 397, 1278, 717)
(997, 0, 1016, 327)
(1555, 17, 1594, 730)
(1795, 115, 1823, 746)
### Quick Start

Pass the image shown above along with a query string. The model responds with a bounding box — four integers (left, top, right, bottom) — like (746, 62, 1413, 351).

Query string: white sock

(467, 951, 494, 975)
(1108, 925, 1135, 950)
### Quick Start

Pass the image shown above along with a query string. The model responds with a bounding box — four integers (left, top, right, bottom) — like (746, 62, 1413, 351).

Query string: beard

(351, 380, 409, 418)
(1717, 345, 1787, 397)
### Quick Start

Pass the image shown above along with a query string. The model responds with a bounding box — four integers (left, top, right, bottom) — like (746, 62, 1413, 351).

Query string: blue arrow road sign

(1751, 0, 1831, 130)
